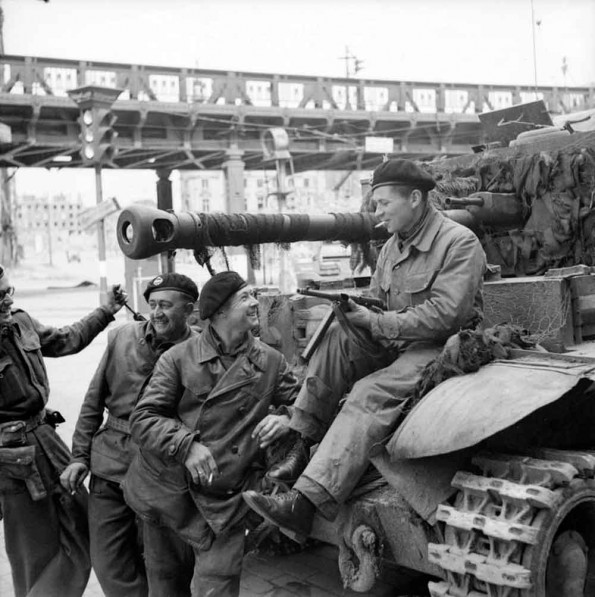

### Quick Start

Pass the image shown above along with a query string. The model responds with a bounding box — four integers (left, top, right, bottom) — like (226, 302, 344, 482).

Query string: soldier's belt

(0, 409, 46, 448)
(105, 414, 131, 434)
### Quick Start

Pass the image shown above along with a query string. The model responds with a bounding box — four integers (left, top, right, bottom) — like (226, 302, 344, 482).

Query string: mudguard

(387, 350, 595, 460)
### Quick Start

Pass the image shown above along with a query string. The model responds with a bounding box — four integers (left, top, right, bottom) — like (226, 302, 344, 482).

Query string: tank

(116, 127, 595, 597)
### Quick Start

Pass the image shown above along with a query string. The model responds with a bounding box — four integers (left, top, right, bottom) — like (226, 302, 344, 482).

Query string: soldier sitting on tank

(124, 271, 299, 597)
(242, 158, 488, 543)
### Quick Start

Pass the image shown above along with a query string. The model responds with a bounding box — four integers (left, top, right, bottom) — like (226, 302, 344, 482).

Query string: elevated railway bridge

(1, 55, 593, 176)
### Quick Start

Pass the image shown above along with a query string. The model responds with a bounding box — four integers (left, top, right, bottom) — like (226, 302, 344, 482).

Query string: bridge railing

(1, 55, 593, 115)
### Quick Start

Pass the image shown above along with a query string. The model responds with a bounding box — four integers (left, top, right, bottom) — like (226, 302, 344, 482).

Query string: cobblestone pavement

(1, 530, 421, 596)
(0, 268, 428, 597)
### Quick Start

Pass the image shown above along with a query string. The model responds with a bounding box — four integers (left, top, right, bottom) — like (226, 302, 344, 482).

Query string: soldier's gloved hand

(344, 298, 372, 330)
(60, 462, 89, 494)
(184, 441, 219, 486)
(104, 284, 127, 315)
(252, 414, 291, 449)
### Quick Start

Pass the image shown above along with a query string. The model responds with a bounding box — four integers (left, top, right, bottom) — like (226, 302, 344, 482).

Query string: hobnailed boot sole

(243, 493, 308, 546)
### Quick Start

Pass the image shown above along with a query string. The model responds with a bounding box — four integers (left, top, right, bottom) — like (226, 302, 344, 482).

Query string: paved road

(0, 284, 427, 597)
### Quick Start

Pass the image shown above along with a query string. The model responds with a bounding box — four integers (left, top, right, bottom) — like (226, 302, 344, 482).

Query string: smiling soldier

(124, 271, 298, 597)
(243, 158, 487, 544)
(60, 273, 200, 597)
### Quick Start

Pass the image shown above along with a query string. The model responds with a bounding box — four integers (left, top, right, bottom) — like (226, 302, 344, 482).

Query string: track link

(427, 449, 595, 597)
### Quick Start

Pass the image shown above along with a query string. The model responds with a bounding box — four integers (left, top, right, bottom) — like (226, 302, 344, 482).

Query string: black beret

(199, 271, 247, 320)
(370, 159, 435, 192)
(143, 273, 199, 303)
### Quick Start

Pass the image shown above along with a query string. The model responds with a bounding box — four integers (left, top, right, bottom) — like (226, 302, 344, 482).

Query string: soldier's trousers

(88, 475, 148, 597)
(143, 520, 244, 597)
(291, 323, 442, 518)
(0, 424, 90, 597)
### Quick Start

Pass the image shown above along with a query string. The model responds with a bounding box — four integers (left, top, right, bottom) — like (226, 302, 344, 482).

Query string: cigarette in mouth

(374, 222, 385, 228)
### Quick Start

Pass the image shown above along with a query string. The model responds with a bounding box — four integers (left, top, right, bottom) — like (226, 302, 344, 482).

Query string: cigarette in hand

(208, 472, 213, 484)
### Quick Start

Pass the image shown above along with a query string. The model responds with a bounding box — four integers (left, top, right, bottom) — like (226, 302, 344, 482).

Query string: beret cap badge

(143, 273, 199, 303)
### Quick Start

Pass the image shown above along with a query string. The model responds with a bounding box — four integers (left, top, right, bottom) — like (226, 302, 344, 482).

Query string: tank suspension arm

(117, 204, 391, 260)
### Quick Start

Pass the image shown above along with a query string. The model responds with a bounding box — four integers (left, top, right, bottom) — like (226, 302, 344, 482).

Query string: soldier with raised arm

(0, 264, 125, 597)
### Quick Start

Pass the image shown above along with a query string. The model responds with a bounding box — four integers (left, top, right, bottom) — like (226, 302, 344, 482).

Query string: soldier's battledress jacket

(124, 326, 298, 549)
(70, 320, 197, 483)
(0, 307, 114, 424)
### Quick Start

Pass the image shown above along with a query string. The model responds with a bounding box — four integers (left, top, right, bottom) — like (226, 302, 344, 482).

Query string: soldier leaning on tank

(242, 158, 488, 543)
(59, 273, 200, 597)
(0, 264, 125, 597)
(122, 271, 299, 597)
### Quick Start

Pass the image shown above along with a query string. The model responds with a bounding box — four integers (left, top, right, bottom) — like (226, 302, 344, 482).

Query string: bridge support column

(223, 145, 246, 213)
(156, 168, 175, 274)
(223, 145, 255, 284)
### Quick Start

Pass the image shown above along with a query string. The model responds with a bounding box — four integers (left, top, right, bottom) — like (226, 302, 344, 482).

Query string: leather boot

(242, 489, 315, 545)
(266, 437, 309, 488)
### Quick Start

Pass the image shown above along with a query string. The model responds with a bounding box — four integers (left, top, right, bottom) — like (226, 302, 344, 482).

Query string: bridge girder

(1, 54, 593, 171)
(0, 93, 478, 171)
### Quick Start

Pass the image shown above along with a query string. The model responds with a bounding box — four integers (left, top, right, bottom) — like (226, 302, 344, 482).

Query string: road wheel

(427, 449, 595, 596)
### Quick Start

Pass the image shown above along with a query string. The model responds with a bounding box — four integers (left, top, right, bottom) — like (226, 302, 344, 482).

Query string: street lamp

(67, 85, 123, 303)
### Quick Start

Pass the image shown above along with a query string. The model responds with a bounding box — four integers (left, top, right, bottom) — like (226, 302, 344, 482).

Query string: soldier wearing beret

(243, 158, 487, 543)
(124, 271, 299, 597)
(0, 264, 126, 597)
(61, 272, 199, 597)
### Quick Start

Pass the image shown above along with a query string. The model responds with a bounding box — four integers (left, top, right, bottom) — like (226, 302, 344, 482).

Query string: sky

(4, 0, 595, 204)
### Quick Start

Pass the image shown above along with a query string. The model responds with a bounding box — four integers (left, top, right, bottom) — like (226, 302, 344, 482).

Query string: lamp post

(68, 85, 122, 304)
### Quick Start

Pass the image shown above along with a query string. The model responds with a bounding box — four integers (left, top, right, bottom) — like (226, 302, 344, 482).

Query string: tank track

(427, 449, 595, 597)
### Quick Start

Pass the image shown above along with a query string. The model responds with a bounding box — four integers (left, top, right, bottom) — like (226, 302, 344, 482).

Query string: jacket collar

(197, 325, 266, 371)
(399, 203, 442, 253)
(383, 204, 444, 269)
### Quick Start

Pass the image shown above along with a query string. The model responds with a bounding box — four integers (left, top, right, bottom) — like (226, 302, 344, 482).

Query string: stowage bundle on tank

(354, 138, 595, 277)
(426, 145, 595, 276)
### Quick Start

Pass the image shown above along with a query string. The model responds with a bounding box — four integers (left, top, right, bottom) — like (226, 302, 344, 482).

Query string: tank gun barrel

(117, 204, 390, 260)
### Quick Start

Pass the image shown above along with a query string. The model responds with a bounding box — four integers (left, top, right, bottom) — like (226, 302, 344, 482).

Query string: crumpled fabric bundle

(409, 324, 536, 408)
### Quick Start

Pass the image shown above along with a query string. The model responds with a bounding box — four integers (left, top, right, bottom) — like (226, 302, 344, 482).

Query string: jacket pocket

(402, 269, 438, 306)
(19, 331, 41, 352)
(0, 445, 47, 499)
(122, 450, 213, 549)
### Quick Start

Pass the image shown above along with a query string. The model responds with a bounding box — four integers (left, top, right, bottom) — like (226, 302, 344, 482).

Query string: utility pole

(339, 46, 352, 78)
(530, 0, 540, 95)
